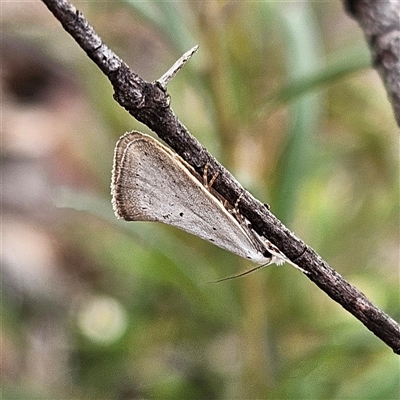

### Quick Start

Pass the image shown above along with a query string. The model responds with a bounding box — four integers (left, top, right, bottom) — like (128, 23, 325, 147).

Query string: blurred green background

(2, 1, 399, 399)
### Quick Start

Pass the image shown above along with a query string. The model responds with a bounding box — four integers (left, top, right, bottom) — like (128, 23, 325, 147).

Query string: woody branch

(41, 0, 400, 353)
(344, 0, 400, 126)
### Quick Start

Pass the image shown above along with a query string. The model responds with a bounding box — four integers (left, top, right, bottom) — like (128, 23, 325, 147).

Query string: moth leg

(232, 193, 246, 223)
(203, 163, 219, 190)
(202, 163, 209, 186)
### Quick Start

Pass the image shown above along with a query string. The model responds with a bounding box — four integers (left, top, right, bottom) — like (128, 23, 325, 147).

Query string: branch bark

(344, 0, 400, 127)
(41, 0, 400, 353)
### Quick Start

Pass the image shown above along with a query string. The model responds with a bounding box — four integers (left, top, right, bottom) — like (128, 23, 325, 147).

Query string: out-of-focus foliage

(2, 1, 398, 399)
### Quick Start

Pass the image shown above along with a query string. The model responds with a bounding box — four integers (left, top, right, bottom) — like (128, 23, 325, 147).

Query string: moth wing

(111, 131, 268, 263)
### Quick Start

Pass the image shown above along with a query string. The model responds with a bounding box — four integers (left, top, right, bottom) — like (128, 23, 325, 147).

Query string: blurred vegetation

(2, 1, 399, 399)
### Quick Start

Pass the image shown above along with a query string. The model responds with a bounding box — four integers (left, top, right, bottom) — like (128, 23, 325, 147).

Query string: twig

(344, 0, 400, 126)
(157, 45, 199, 90)
(41, 0, 400, 353)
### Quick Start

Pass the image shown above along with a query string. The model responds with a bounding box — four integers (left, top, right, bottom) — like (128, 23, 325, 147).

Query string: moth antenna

(208, 263, 268, 283)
